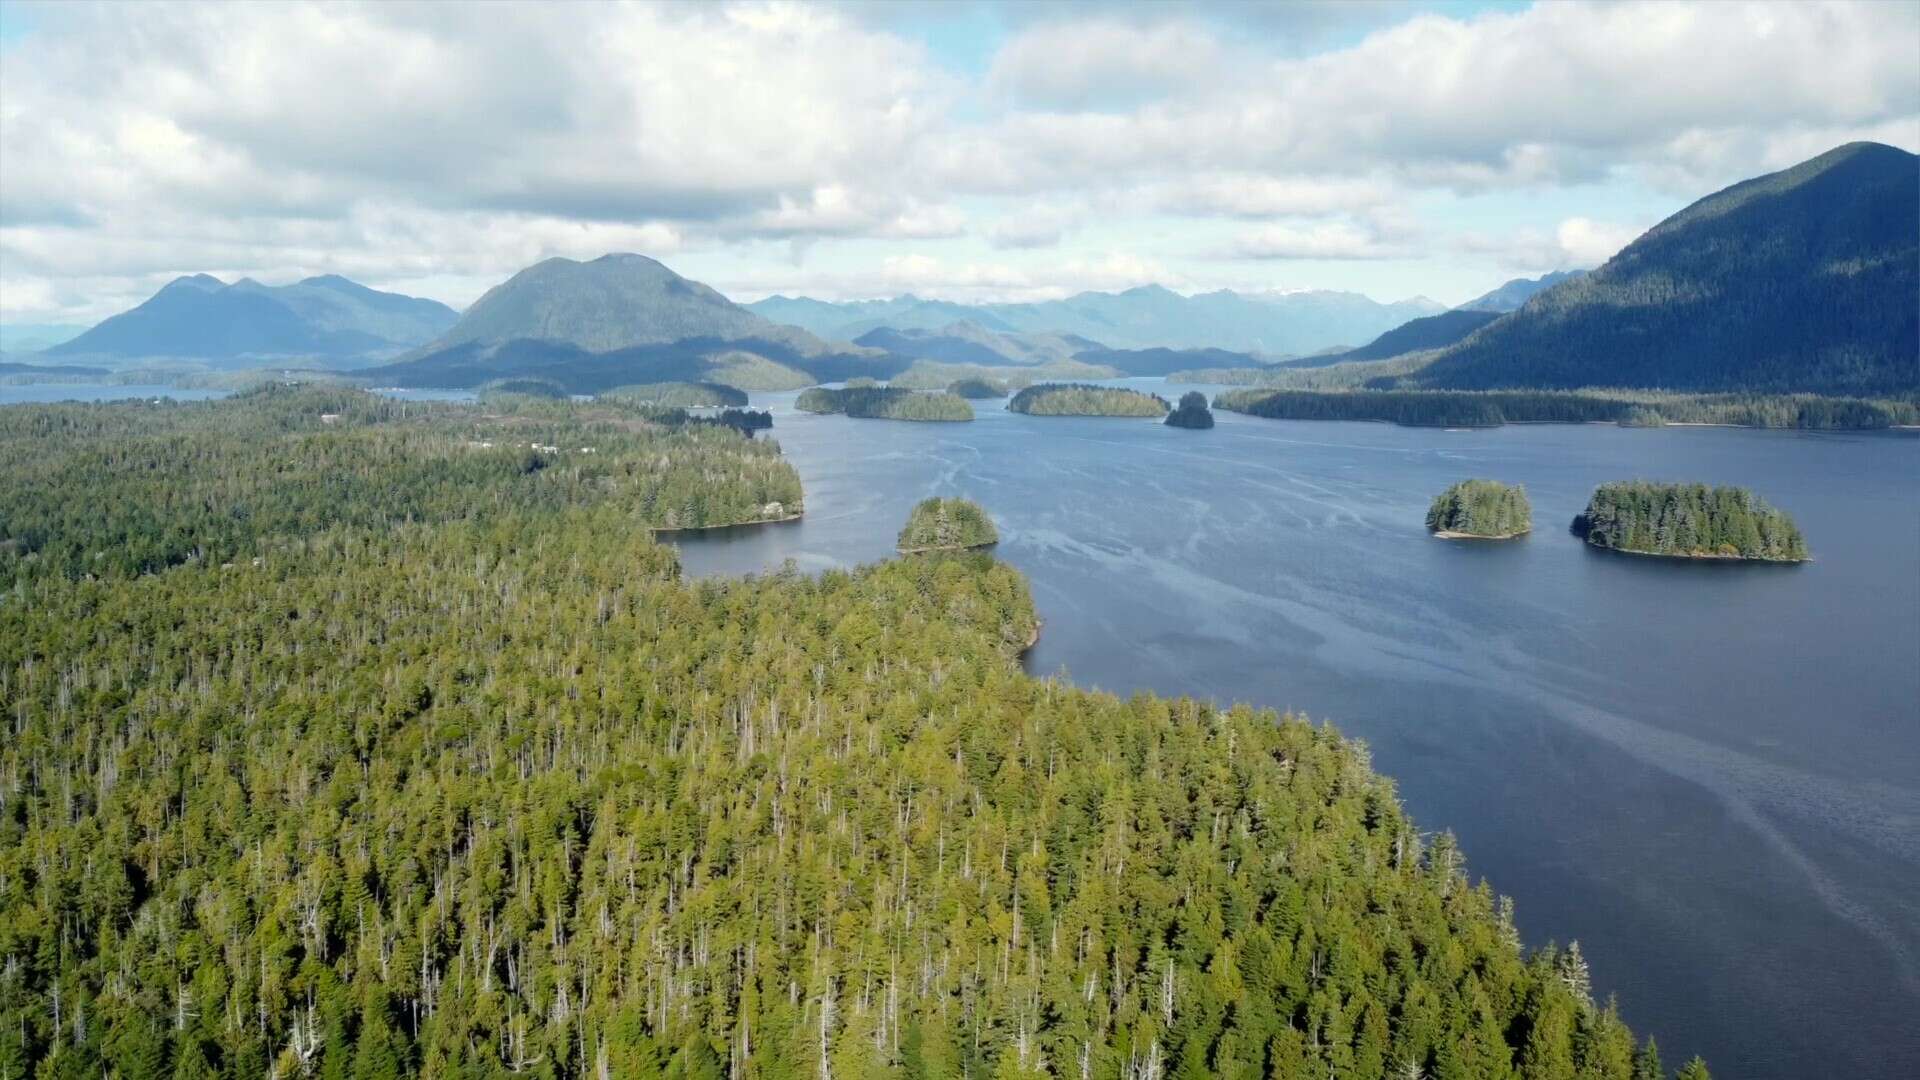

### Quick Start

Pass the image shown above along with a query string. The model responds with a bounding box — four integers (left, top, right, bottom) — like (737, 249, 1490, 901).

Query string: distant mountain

(0, 324, 87, 354)
(371, 253, 897, 391)
(853, 321, 1101, 366)
(48, 275, 457, 364)
(1402, 142, 1919, 394)
(361, 337, 904, 395)
(1458, 270, 1586, 313)
(1319, 309, 1503, 365)
(750, 295, 1015, 339)
(748, 286, 1442, 353)
(1071, 346, 1267, 377)
(414, 254, 835, 358)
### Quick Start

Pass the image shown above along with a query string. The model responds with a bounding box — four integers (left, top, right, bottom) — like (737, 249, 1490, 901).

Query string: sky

(1, 0, 1916, 324)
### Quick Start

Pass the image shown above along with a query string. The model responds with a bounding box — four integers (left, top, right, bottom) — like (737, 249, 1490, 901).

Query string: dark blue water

(674, 382, 1920, 1079)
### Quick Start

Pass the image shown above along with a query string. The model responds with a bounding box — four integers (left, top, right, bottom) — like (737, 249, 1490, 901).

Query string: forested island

(0, 384, 1689, 1079)
(1205, 386, 1919, 430)
(1428, 479, 1532, 539)
(897, 496, 1000, 552)
(1575, 481, 1809, 562)
(1163, 390, 1215, 428)
(947, 376, 1011, 398)
(795, 385, 975, 421)
(1008, 382, 1170, 417)
(600, 380, 750, 408)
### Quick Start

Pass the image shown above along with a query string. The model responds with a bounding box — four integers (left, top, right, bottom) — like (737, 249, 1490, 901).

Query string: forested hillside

(0, 390, 1686, 1079)
(0, 386, 802, 585)
(1401, 142, 1919, 394)
(1007, 385, 1169, 417)
(795, 386, 974, 421)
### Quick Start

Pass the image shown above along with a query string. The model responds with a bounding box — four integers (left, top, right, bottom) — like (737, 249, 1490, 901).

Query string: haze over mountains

(14, 143, 1914, 399)
(746, 287, 1444, 355)
(46, 274, 457, 364)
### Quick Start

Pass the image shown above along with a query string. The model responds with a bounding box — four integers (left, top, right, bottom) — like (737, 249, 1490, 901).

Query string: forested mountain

(1457, 271, 1586, 314)
(853, 323, 1102, 366)
(1401, 142, 1920, 394)
(410, 254, 835, 359)
(46, 274, 457, 363)
(362, 255, 916, 391)
(1312, 310, 1503, 365)
(359, 338, 905, 394)
(0, 388, 1679, 1078)
(749, 287, 1442, 354)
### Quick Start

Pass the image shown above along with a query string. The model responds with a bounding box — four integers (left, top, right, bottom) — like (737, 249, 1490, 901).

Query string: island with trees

(0, 384, 1690, 1079)
(1163, 390, 1215, 428)
(947, 376, 1011, 398)
(599, 380, 750, 408)
(896, 496, 1000, 553)
(795, 385, 974, 421)
(1007, 382, 1170, 417)
(1575, 480, 1809, 561)
(1427, 479, 1532, 539)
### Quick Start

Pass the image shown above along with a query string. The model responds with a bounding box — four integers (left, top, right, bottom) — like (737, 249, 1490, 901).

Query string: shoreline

(897, 539, 998, 555)
(651, 510, 803, 534)
(1585, 541, 1809, 564)
(1432, 528, 1529, 541)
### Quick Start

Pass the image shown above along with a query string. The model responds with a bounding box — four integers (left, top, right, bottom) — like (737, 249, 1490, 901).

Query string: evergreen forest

(1574, 482, 1808, 562)
(1006, 386, 1169, 418)
(794, 388, 975, 422)
(897, 498, 1000, 553)
(1162, 393, 1214, 430)
(1426, 482, 1531, 539)
(0, 388, 1701, 1079)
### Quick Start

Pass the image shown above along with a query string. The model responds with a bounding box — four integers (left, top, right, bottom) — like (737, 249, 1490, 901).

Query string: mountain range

(1396, 142, 1919, 394)
(47, 274, 457, 364)
(363, 254, 894, 393)
(747, 286, 1444, 354)
(1457, 270, 1586, 313)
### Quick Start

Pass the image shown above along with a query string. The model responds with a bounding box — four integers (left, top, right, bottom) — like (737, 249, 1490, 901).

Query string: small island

(1427, 479, 1531, 539)
(795, 386, 974, 421)
(897, 496, 999, 553)
(1574, 481, 1809, 562)
(1164, 390, 1215, 429)
(1007, 383, 1169, 417)
(948, 377, 1011, 399)
(600, 381, 749, 408)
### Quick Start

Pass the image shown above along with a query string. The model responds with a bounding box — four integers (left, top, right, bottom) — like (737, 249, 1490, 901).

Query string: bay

(674, 380, 1920, 1079)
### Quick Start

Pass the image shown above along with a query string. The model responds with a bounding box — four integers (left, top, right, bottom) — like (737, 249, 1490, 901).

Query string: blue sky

(1, 0, 1915, 322)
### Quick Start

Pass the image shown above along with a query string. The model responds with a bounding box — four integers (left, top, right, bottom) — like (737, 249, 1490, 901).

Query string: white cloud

(1232, 220, 1411, 261)
(1555, 217, 1643, 267)
(985, 18, 1226, 110)
(1, 1, 1915, 321)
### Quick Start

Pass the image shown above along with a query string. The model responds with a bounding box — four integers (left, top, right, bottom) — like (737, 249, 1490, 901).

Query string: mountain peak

(408, 253, 829, 357)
